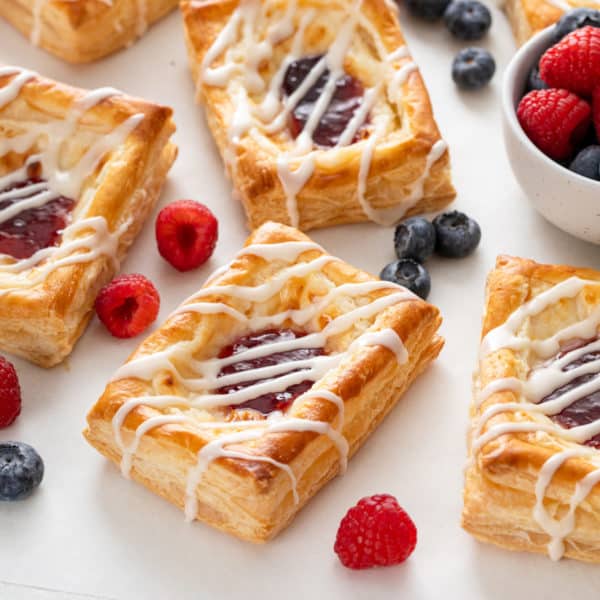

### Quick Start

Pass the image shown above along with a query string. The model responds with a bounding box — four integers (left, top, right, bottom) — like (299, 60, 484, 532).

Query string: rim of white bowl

(502, 24, 600, 188)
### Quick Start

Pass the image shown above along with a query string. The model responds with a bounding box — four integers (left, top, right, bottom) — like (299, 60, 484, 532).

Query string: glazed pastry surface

(181, 0, 454, 231)
(463, 255, 600, 564)
(505, 0, 600, 44)
(0, 0, 179, 63)
(0, 67, 177, 367)
(84, 221, 444, 542)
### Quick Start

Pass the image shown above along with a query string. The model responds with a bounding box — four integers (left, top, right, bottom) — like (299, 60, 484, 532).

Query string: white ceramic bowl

(502, 26, 600, 244)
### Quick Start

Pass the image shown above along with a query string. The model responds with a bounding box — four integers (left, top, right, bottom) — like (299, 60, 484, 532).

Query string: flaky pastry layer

(504, 0, 600, 45)
(0, 0, 179, 63)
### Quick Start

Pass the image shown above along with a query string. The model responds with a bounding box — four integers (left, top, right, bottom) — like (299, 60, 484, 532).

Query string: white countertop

(2, 4, 600, 599)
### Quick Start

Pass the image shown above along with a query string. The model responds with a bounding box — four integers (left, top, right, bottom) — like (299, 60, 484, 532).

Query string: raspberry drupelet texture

(155, 200, 218, 272)
(517, 89, 591, 161)
(334, 494, 417, 569)
(95, 274, 160, 339)
(0, 357, 21, 428)
(539, 26, 600, 97)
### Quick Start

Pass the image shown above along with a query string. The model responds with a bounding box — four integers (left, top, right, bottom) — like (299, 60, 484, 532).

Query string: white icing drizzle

(475, 376, 522, 408)
(182, 410, 351, 521)
(0, 69, 35, 107)
(110, 240, 414, 522)
(474, 339, 600, 446)
(197, 0, 447, 227)
(0, 67, 144, 295)
(357, 138, 447, 226)
(353, 328, 408, 363)
(480, 277, 598, 360)
(532, 448, 600, 561)
(471, 276, 600, 560)
(238, 239, 323, 260)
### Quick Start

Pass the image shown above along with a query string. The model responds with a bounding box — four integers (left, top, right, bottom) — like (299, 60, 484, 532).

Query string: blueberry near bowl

(502, 24, 600, 244)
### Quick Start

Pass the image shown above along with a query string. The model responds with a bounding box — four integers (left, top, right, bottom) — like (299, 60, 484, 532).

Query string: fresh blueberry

(570, 146, 600, 181)
(444, 0, 492, 40)
(380, 259, 431, 299)
(553, 8, 600, 43)
(0, 442, 44, 501)
(451, 47, 495, 90)
(433, 210, 481, 258)
(394, 217, 436, 263)
(405, 0, 451, 21)
(526, 64, 548, 92)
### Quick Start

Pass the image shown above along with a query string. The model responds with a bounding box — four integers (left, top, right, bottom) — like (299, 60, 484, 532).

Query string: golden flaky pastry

(505, 0, 600, 45)
(0, 0, 179, 63)
(84, 221, 444, 542)
(181, 0, 454, 232)
(463, 255, 600, 564)
(0, 67, 176, 367)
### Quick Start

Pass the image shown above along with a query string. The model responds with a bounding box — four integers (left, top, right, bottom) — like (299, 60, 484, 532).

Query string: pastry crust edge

(84, 221, 445, 542)
(0, 0, 179, 63)
(180, 0, 455, 231)
(462, 255, 600, 564)
(504, 0, 564, 45)
(0, 70, 177, 367)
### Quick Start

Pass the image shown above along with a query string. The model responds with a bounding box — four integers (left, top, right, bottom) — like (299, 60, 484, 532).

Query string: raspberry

(0, 357, 21, 428)
(594, 85, 600, 140)
(334, 494, 417, 569)
(539, 26, 600, 97)
(156, 200, 218, 272)
(517, 89, 591, 160)
(95, 274, 160, 339)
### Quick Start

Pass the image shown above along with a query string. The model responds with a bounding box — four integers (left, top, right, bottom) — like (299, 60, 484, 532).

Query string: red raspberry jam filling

(0, 178, 75, 260)
(282, 55, 366, 148)
(540, 339, 600, 448)
(217, 329, 325, 415)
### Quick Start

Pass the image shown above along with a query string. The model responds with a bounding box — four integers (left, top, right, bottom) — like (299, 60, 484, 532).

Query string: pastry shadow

(467, 537, 600, 599)
(89, 460, 256, 554)
(85, 460, 345, 595)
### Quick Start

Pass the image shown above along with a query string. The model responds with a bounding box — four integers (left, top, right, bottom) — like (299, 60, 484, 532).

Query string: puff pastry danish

(463, 255, 600, 564)
(84, 221, 444, 542)
(0, 0, 179, 63)
(505, 0, 600, 44)
(181, 0, 455, 231)
(0, 66, 177, 367)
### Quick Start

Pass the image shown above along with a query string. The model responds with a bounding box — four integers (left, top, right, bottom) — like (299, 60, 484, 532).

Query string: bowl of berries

(502, 9, 600, 243)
